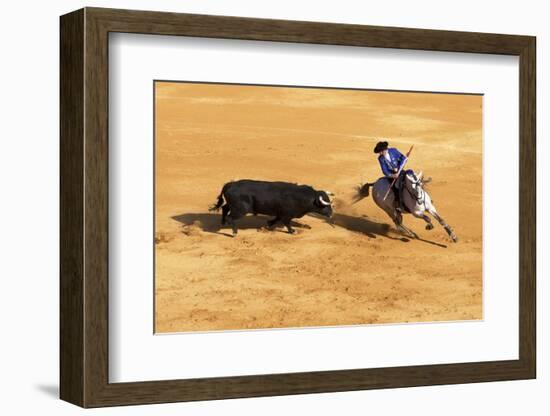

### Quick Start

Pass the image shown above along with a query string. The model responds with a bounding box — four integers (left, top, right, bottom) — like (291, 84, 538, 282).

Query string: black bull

(209, 180, 333, 235)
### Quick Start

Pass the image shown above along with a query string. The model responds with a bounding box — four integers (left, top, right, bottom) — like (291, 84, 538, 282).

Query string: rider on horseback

(374, 140, 408, 212)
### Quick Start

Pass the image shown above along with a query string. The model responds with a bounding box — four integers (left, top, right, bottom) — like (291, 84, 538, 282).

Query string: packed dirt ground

(154, 82, 482, 333)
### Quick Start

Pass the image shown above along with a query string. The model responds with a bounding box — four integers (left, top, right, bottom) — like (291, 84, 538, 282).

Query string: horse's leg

(423, 215, 434, 230)
(390, 210, 418, 239)
(427, 206, 457, 242)
(412, 211, 434, 230)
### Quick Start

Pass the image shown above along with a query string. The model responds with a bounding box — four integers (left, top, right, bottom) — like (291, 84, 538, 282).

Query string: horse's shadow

(331, 213, 447, 247)
(329, 213, 409, 241)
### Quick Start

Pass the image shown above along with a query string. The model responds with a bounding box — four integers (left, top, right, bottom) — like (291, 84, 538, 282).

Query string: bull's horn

(325, 190, 335, 197)
(417, 171, 423, 181)
(318, 195, 331, 206)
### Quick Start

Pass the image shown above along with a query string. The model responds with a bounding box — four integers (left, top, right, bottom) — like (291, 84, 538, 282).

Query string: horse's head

(405, 171, 424, 200)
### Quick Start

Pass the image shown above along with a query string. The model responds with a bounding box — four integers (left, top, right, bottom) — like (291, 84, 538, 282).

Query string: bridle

(405, 176, 426, 207)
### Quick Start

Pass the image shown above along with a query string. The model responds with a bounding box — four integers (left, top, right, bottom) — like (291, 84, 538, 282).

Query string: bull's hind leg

(221, 205, 229, 225)
(226, 210, 245, 236)
(281, 217, 296, 234)
(267, 216, 280, 229)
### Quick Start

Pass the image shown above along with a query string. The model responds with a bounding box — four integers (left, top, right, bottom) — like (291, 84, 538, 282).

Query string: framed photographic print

(60, 7, 536, 408)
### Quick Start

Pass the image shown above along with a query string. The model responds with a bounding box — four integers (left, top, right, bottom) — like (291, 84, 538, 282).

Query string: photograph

(51, 3, 539, 410)
(154, 81, 483, 333)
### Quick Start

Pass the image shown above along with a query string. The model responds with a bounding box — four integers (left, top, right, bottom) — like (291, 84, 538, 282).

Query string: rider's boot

(396, 197, 404, 212)
(393, 186, 403, 212)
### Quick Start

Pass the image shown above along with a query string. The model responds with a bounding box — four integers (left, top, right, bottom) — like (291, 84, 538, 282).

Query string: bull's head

(314, 191, 333, 218)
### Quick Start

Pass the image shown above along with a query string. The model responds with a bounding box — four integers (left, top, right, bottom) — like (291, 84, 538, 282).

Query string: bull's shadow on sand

(171, 212, 446, 247)
(172, 212, 398, 240)
(171, 213, 311, 237)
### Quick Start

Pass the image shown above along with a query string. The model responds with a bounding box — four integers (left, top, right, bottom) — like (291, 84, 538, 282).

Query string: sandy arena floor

(154, 82, 483, 333)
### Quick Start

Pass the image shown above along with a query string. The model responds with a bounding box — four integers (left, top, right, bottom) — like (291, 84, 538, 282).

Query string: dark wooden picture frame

(60, 7, 536, 408)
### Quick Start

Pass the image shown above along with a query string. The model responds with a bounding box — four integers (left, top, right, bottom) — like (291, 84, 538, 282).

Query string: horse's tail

(352, 182, 374, 204)
(208, 182, 232, 212)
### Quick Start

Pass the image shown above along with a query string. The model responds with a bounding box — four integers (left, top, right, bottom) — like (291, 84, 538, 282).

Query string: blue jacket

(378, 148, 406, 177)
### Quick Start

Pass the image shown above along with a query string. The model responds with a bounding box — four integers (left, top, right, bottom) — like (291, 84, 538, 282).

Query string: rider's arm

(394, 148, 406, 169)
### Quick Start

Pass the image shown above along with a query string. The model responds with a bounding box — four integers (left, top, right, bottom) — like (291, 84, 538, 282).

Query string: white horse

(356, 171, 458, 242)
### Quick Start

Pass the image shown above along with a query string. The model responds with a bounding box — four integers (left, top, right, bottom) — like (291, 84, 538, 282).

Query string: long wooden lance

(382, 145, 414, 201)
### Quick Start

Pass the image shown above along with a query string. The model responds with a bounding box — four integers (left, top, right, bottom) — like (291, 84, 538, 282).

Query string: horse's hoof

(451, 236, 458, 243)
(425, 224, 434, 230)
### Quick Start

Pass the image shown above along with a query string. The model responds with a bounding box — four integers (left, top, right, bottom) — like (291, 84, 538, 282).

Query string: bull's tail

(352, 182, 374, 204)
(209, 193, 224, 212)
(209, 182, 232, 212)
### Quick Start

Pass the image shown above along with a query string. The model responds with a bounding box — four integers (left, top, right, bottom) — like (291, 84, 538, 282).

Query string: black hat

(373, 141, 389, 153)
